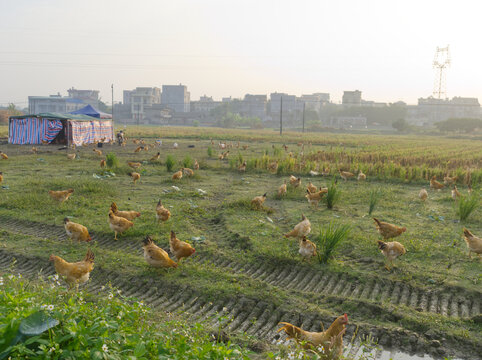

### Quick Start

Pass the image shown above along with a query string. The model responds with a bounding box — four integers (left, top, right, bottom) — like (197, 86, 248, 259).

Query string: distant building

(299, 93, 330, 112)
(123, 87, 161, 122)
(161, 84, 190, 113)
(67, 88, 99, 108)
(329, 115, 367, 129)
(342, 90, 362, 105)
(28, 95, 85, 114)
(270, 92, 298, 115)
(242, 94, 267, 119)
(190, 95, 221, 113)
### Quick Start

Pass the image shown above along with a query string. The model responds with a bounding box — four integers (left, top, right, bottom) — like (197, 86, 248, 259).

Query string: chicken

(242, 145, 249, 150)
(268, 161, 278, 173)
(142, 236, 178, 269)
(278, 180, 287, 197)
(150, 152, 160, 161)
(49, 249, 95, 290)
(307, 182, 317, 194)
(321, 168, 331, 176)
(430, 176, 444, 190)
(463, 229, 482, 259)
(156, 199, 171, 223)
(218, 151, 229, 160)
(419, 188, 428, 201)
(278, 313, 348, 357)
(238, 161, 247, 172)
(169, 231, 196, 263)
(110, 202, 140, 221)
(285, 214, 311, 239)
(182, 168, 194, 177)
(282, 144, 288, 151)
(0, 151, 8, 160)
(64, 218, 91, 242)
(357, 170, 366, 181)
(451, 185, 461, 200)
(173, 142, 178, 149)
(31, 147, 38, 154)
(172, 169, 183, 180)
(49, 189, 74, 203)
(41, 140, 49, 145)
(100, 159, 106, 168)
(93, 149, 102, 156)
(373, 218, 406, 240)
(444, 175, 458, 185)
(339, 169, 354, 181)
(378, 240, 406, 270)
(67, 153, 76, 160)
(143, 145, 149, 151)
(251, 193, 267, 209)
(0, 172, 3, 184)
(108, 210, 134, 240)
(289, 175, 301, 188)
(129, 172, 140, 184)
(134, 146, 143, 153)
(193, 160, 200, 170)
(128, 162, 141, 169)
(305, 188, 327, 208)
(299, 236, 317, 261)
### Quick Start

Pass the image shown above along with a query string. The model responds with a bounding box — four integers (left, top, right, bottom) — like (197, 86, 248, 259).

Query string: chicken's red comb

(344, 313, 348, 321)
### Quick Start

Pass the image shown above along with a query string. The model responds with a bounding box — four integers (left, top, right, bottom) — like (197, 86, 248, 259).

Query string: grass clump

(207, 146, 214, 158)
(368, 187, 383, 215)
(325, 179, 341, 209)
(165, 155, 175, 172)
(314, 222, 351, 263)
(182, 155, 193, 168)
(106, 152, 119, 169)
(458, 193, 479, 221)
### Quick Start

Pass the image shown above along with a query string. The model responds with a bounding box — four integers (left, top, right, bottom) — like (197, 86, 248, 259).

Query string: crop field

(0, 126, 481, 359)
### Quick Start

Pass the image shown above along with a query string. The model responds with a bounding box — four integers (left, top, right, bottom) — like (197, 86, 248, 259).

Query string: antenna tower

(432, 45, 450, 99)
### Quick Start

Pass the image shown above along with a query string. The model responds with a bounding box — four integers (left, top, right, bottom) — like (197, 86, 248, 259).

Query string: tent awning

(69, 104, 112, 119)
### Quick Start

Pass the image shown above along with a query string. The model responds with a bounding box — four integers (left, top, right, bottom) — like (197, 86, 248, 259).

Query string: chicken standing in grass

(128, 161, 141, 170)
(110, 202, 140, 221)
(251, 193, 267, 209)
(169, 231, 195, 263)
(93, 149, 102, 156)
(108, 210, 134, 240)
(0, 151, 8, 159)
(285, 214, 311, 239)
(142, 236, 177, 269)
(156, 200, 171, 223)
(182, 167, 194, 177)
(67, 153, 76, 160)
(49, 189, 74, 203)
(129, 172, 140, 184)
(278, 180, 287, 196)
(0, 172, 3, 185)
(357, 170, 366, 181)
(299, 236, 317, 261)
(100, 159, 106, 168)
(373, 218, 406, 240)
(172, 169, 183, 180)
(377, 240, 406, 270)
(339, 169, 354, 181)
(50, 249, 95, 290)
(305, 188, 327, 208)
(451, 185, 461, 200)
(463, 228, 482, 259)
(444, 175, 458, 186)
(289, 175, 301, 188)
(307, 182, 317, 194)
(31, 147, 38, 154)
(238, 161, 247, 172)
(193, 160, 199, 170)
(419, 188, 428, 202)
(268, 161, 278, 173)
(64, 218, 91, 242)
(150, 152, 160, 161)
(430, 176, 444, 190)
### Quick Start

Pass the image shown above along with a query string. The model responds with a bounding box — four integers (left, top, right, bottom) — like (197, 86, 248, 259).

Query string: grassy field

(0, 126, 481, 359)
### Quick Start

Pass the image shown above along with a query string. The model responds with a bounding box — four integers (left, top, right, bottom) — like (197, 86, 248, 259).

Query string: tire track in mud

(0, 249, 475, 360)
(1, 216, 480, 319)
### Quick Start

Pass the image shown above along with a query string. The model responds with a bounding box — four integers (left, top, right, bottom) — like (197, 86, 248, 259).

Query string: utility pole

(111, 84, 114, 139)
(302, 101, 305, 133)
(279, 96, 283, 136)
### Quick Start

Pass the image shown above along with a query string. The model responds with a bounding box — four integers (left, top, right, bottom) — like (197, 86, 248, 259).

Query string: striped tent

(8, 117, 63, 144)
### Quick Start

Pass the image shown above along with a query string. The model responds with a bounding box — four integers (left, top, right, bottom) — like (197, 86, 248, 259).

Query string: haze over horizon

(1, 0, 481, 107)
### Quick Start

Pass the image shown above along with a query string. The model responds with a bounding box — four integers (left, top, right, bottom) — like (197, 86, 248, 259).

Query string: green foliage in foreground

(0, 273, 250, 359)
(368, 187, 383, 215)
(315, 222, 351, 264)
(458, 193, 480, 221)
(105, 152, 119, 169)
(165, 154, 176, 172)
(325, 179, 341, 209)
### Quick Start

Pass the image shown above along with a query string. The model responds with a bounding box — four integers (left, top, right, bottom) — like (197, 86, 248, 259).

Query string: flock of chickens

(1, 138, 481, 359)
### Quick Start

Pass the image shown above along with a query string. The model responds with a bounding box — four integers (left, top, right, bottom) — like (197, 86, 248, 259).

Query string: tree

(435, 118, 482, 133)
(392, 118, 409, 132)
(7, 103, 22, 116)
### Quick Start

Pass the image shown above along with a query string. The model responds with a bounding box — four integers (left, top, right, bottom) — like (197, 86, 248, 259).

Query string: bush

(458, 193, 479, 221)
(207, 146, 214, 158)
(106, 152, 119, 169)
(182, 155, 193, 168)
(165, 155, 175, 172)
(325, 179, 341, 209)
(368, 188, 383, 215)
(314, 222, 351, 264)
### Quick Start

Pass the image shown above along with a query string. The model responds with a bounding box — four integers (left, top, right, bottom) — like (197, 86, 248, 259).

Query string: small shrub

(325, 178, 341, 209)
(315, 222, 351, 263)
(182, 155, 193, 168)
(458, 193, 479, 221)
(272, 146, 282, 157)
(207, 146, 214, 158)
(165, 155, 175, 172)
(368, 187, 383, 215)
(106, 152, 119, 169)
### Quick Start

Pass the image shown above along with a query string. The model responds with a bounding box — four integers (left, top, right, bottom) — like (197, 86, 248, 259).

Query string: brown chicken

(150, 152, 160, 161)
(378, 240, 406, 270)
(108, 210, 134, 240)
(278, 313, 348, 357)
(463, 229, 482, 259)
(251, 193, 267, 209)
(49, 189, 74, 203)
(100, 159, 106, 168)
(373, 218, 406, 239)
(307, 182, 317, 194)
(0, 151, 8, 160)
(193, 160, 200, 170)
(305, 189, 327, 208)
(67, 153, 76, 160)
(238, 161, 247, 172)
(278, 180, 287, 196)
(143, 145, 149, 151)
(268, 161, 278, 173)
(169, 231, 196, 263)
(357, 170, 366, 181)
(64, 218, 91, 242)
(93, 149, 102, 156)
(172, 169, 183, 180)
(156, 199, 171, 223)
(128, 162, 141, 169)
(142, 236, 178, 268)
(134, 146, 143, 153)
(129, 172, 141, 184)
(451, 185, 461, 200)
(444, 175, 458, 185)
(285, 214, 311, 239)
(339, 169, 354, 181)
(289, 175, 301, 188)
(430, 176, 444, 190)
(110, 202, 140, 221)
(50, 249, 95, 290)
(31, 147, 38, 154)
(182, 168, 194, 177)
(0, 172, 3, 184)
(419, 188, 428, 201)
(299, 236, 317, 261)
(242, 145, 249, 150)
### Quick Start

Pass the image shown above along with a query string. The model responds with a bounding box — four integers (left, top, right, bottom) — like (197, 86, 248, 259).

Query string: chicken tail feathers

(373, 218, 381, 227)
(463, 228, 473, 238)
(143, 236, 153, 246)
(84, 249, 94, 263)
(377, 240, 386, 250)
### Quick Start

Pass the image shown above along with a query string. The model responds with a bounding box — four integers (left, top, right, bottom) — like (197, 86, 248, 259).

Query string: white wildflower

(49, 347, 55, 353)
(101, 285, 105, 290)
(102, 344, 108, 352)
(53, 274, 59, 281)
(17, 273, 22, 278)
(108, 293, 113, 300)
(138, 301, 144, 307)
(8, 274, 14, 280)
(47, 305, 54, 311)
(222, 307, 227, 312)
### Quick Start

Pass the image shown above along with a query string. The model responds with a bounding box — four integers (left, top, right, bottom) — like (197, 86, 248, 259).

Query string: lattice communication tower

(433, 45, 450, 99)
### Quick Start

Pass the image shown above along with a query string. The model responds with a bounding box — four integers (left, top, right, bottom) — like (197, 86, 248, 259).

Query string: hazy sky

(1, 0, 481, 107)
